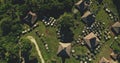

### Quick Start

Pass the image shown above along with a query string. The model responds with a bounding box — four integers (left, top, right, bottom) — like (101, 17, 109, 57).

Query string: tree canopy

(58, 13, 75, 27)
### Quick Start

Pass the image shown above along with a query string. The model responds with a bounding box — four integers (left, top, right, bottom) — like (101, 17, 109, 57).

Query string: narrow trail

(27, 36, 45, 63)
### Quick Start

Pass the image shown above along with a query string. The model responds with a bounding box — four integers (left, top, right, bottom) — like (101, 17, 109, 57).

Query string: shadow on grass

(59, 25, 74, 43)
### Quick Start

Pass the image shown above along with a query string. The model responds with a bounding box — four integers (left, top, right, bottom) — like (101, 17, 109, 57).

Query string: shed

(57, 42, 71, 58)
(84, 32, 99, 50)
(111, 21, 120, 35)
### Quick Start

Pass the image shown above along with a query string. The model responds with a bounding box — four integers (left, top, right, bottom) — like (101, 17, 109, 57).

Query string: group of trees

(0, 1, 34, 63)
(20, 39, 32, 63)
(1, 0, 75, 19)
(0, 0, 76, 63)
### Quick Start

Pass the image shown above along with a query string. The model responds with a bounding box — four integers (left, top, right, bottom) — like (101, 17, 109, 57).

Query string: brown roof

(84, 32, 99, 49)
(99, 57, 110, 63)
(111, 22, 120, 34)
(57, 42, 71, 58)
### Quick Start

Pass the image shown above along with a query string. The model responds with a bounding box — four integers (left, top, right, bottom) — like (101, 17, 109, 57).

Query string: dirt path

(27, 36, 45, 63)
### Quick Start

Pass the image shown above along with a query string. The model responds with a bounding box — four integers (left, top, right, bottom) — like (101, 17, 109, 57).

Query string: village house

(99, 57, 111, 63)
(81, 11, 95, 26)
(111, 21, 120, 35)
(57, 42, 71, 58)
(75, 0, 90, 14)
(23, 11, 37, 26)
(84, 32, 99, 51)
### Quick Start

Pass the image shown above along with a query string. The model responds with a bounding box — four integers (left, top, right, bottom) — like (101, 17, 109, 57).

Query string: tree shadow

(59, 25, 74, 43)
(112, 0, 120, 18)
(61, 57, 69, 63)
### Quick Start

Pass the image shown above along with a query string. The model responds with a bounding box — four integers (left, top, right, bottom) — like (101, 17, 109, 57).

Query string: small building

(75, 0, 90, 14)
(81, 11, 95, 26)
(84, 32, 99, 51)
(23, 11, 37, 26)
(57, 42, 71, 58)
(99, 57, 110, 63)
(111, 21, 120, 35)
(110, 52, 118, 61)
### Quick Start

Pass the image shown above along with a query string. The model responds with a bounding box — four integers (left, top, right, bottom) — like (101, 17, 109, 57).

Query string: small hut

(57, 42, 71, 58)
(75, 0, 90, 14)
(84, 32, 99, 51)
(111, 21, 120, 35)
(23, 11, 37, 26)
(99, 57, 110, 63)
(81, 11, 95, 26)
(110, 52, 118, 61)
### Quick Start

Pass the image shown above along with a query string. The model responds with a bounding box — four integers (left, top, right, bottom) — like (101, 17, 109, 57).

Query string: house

(84, 32, 99, 51)
(23, 11, 37, 26)
(99, 57, 110, 63)
(81, 11, 95, 26)
(110, 52, 118, 61)
(57, 42, 71, 58)
(111, 21, 120, 35)
(75, 0, 90, 14)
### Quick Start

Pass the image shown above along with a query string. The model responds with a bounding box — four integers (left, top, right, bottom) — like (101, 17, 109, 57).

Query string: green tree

(1, 18, 22, 36)
(20, 38, 32, 63)
(0, 18, 12, 36)
(58, 13, 75, 27)
(20, 39, 32, 55)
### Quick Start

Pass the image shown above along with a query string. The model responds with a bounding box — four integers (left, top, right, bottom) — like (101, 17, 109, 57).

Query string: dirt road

(27, 36, 45, 63)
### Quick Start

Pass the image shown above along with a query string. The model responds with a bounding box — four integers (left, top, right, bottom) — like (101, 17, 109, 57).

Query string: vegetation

(111, 37, 120, 53)
(112, 0, 120, 18)
(0, 0, 120, 63)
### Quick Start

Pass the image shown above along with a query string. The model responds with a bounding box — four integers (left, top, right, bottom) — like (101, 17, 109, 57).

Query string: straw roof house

(24, 11, 37, 25)
(81, 11, 95, 26)
(99, 57, 110, 63)
(81, 11, 92, 18)
(84, 32, 99, 50)
(57, 42, 71, 58)
(110, 52, 118, 60)
(111, 22, 120, 35)
(75, 0, 83, 6)
(75, 0, 90, 13)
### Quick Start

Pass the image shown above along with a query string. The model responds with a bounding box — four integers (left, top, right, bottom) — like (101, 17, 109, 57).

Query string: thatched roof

(75, 0, 83, 6)
(99, 57, 110, 63)
(81, 10, 95, 26)
(75, 0, 90, 13)
(81, 11, 92, 18)
(111, 22, 120, 34)
(57, 42, 71, 58)
(24, 11, 37, 25)
(28, 11, 37, 24)
(110, 52, 118, 60)
(84, 32, 99, 49)
(112, 22, 120, 27)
